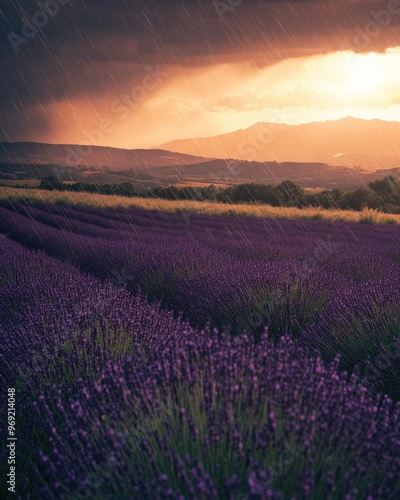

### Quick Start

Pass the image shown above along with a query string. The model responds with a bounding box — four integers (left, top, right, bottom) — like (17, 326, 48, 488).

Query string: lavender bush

(35, 332, 400, 499)
(1, 200, 400, 497)
(1, 238, 399, 498)
(1, 200, 399, 393)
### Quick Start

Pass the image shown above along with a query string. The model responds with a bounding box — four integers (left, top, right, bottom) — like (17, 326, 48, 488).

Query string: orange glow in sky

(45, 48, 400, 149)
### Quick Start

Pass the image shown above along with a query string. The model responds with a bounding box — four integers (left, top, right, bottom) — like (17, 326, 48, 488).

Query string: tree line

(40, 175, 400, 214)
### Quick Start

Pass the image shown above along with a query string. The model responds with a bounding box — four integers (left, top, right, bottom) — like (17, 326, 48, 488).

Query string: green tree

(369, 176, 400, 196)
(275, 180, 306, 207)
(344, 187, 370, 211)
(369, 176, 400, 209)
(40, 176, 63, 191)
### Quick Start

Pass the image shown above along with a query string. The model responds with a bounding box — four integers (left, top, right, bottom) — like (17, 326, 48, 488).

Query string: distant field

(0, 186, 399, 224)
(0, 180, 78, 188)
(0, 179, 40, 187)
(174, 181, 229, 189)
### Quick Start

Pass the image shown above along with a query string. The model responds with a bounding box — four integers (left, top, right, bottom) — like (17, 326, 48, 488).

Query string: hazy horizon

(0, 115, 399, 151)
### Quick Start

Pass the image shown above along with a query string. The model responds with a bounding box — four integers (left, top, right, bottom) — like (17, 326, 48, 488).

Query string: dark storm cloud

(0, 0, 399, 141)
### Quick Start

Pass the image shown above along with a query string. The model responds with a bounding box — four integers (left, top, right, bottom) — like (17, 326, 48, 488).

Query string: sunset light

(345, 52, 388, 95)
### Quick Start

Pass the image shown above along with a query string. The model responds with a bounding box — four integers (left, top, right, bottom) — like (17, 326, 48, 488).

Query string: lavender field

(1, 200, 400, 499)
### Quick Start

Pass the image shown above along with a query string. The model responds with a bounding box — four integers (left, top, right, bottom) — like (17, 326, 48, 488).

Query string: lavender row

(1, 237, 399, 498)
(1, 201, 400, 399)
(37, 332, 400, 499)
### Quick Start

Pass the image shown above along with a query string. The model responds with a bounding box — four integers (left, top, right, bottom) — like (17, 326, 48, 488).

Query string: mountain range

(160, 117, 400, 170)
(1, 117, 399, 190)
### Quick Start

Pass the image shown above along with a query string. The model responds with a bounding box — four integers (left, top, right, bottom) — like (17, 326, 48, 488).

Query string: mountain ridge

(0, 142, 211, 171)
(160, 117, 400, 170)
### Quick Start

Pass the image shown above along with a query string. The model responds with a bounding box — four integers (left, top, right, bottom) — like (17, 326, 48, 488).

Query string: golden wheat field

(0, 186, 398, 224)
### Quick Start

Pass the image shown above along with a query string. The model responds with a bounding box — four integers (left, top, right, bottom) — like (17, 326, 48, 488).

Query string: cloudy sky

(1, 0, 400, 148)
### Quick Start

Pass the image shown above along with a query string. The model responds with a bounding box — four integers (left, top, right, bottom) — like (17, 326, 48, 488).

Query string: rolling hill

(1, 132, 399, 191)
(0, 142, 210, 170)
